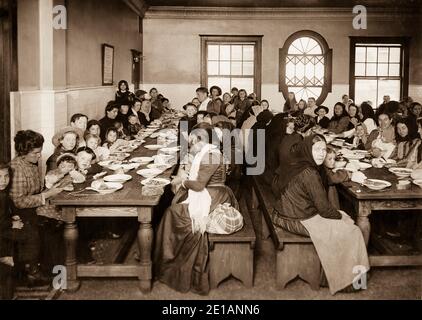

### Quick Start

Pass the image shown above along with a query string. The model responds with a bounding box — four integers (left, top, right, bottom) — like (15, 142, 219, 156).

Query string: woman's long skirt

(153, 186, 238, 294)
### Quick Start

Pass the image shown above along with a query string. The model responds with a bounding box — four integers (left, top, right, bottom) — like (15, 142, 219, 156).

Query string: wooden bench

(250, 176, 321, 290)
(208, 198, 256, 289)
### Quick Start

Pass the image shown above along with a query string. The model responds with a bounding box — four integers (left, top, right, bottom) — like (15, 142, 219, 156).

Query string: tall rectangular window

(201, 36, 262, 98)
(350, 37, 410, 108)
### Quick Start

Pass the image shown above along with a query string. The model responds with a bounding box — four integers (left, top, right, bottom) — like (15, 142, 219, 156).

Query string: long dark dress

(153, 152, 238, 294)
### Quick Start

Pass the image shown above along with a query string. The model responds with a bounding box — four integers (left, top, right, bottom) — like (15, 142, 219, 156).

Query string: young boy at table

(0, 163, 24, 299)
(127, 114, 143, 138)
(351, 123, 368, 150)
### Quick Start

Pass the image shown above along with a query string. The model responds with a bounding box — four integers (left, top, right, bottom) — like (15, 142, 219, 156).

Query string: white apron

(301, 211, 370, 294)
(182, 144, 220, 234)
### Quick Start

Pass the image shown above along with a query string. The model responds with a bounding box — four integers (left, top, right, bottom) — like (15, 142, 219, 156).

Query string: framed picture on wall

(102, 44, 114, 85)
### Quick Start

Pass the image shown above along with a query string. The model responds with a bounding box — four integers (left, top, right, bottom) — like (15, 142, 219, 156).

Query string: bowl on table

(362, 179, 392, 191)
(141, 177, 171, 187)
(88, 181, 123, 194)
(389, 167, 413, 179)
(144, 144, 165, 151)
(103, 174, 132, 183)
(136, 168, 164, 179)
(130, 157, 154, 164)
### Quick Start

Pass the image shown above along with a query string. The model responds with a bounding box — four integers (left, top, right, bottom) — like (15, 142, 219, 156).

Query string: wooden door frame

(0, 0, 18, 163)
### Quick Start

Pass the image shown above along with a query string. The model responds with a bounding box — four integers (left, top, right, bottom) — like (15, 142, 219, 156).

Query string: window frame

(349, 36, 410, 106)
(200, 35, 263, 99)
(279, 30, 332, 106)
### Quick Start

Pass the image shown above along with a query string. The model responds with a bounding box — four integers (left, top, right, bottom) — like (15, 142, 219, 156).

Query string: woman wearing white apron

(271, 134, 370, 294)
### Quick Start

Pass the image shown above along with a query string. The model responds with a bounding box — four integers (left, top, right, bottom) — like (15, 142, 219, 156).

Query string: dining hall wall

(142, 8, 422, 115)
(11, 0, 141, 164)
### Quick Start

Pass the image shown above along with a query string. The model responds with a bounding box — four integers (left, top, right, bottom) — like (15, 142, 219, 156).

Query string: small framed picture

(102, 44, 114, 85)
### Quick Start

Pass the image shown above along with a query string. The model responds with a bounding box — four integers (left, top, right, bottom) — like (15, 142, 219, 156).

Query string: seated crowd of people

(1, 79, 421, 298)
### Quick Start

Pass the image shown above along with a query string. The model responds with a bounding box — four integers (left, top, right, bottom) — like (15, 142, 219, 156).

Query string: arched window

(279, 30, 332, 106)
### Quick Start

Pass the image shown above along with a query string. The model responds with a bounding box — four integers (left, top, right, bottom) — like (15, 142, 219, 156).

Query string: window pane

(219, 61, 230, 75)
(243, 45, 254, 60)
(231, 78, 254, 95)
(355, 63, 365, 76)
(220, 45, 230, 60)
(389, 47, 401, 63)
(355, 47, 366, 62)
(366, 63, 377, 76)
(355, 79, 378, 106)
(307, 39, 322, 55)
(231, 45, 242, 61)
(366, 47, 377, 63)
(305, 63, 314, 80)
(296, 60, 305, 79)
(377, 63, 388, 77)
(208, 61, 219, 75)
(289, 86, 322, 102)
(231, 61, 242, 75)
(208, 45, 219, 60)
(315, 61, 324, 80)
(286, 60, 295, 81)
(243, 62, 254, 76)
(389, 63, 400, 76)
(378, 80, 400, 105)
(378, 47, 389, 63)
(208, 77, 231, 94)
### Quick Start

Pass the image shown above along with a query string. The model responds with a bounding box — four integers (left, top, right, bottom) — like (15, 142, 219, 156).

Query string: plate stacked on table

(389, 167, 413, 179)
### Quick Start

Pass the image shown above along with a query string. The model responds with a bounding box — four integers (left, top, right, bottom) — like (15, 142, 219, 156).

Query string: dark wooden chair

(250, 176, 321, 290)
(208, 199, 256, 289)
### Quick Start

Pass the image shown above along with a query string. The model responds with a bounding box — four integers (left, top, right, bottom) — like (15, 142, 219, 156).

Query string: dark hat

(135, 90, 147, 97)
(314, 105, 329, 115)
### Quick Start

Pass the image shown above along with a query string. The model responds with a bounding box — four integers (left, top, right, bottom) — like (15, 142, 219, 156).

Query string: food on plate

(141, 178, 171, 187)
(142, 185, 165, 196)
(362, 179, 391, 190)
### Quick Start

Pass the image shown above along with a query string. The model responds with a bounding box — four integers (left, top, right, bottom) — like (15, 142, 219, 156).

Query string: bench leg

(298, 245, 321, 291)
(276, 247, 298, 290)
(276, 244, 321, 291)
(209, 243, 254, 289)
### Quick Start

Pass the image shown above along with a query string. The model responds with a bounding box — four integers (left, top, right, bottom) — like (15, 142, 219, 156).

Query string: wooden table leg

(62, 207, 80, 292)
(357, 201, 372, 247)
(137, 207, 153, 293)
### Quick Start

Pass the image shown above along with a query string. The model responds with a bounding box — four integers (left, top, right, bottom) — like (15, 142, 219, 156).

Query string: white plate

(104, 174, 132, 183)
(147, 164, 172, 171)
(136, 168, 164, 179)
(130, 157, 154, 164)
(144, 144, 165, 151)
(358, 162, 372, 170)
(160, 147, 180, 154)
(89, 182, 123, 194)
(343, 153, 365, 160)
(362, 179, 392, 190)
(141, 178, 171, 187)
(389, 167, 413, 178)
(98, 160, 122, 167)
(412, 179, 422, 188)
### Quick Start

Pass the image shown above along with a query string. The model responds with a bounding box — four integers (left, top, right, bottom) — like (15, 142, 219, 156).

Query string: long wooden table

(50, 136, 177, 293)
(338, 167, 422, 267)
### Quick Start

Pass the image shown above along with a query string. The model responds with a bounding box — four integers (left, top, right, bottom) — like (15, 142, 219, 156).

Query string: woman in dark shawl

(271, 134, 369, 295)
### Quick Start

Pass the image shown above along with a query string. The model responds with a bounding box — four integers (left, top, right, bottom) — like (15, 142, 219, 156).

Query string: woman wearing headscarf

(328, 102, 350, 134)
(153, 123, 238, 294)
(390, 118, 421, 167)
(271, 134, 369, 295)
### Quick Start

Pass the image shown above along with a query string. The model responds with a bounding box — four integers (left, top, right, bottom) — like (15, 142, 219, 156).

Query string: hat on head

(56, 153, 77, 165)
(211, 115, 230, 125)
(52, 126, 84, 148)
(314, 105, 329, 115)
